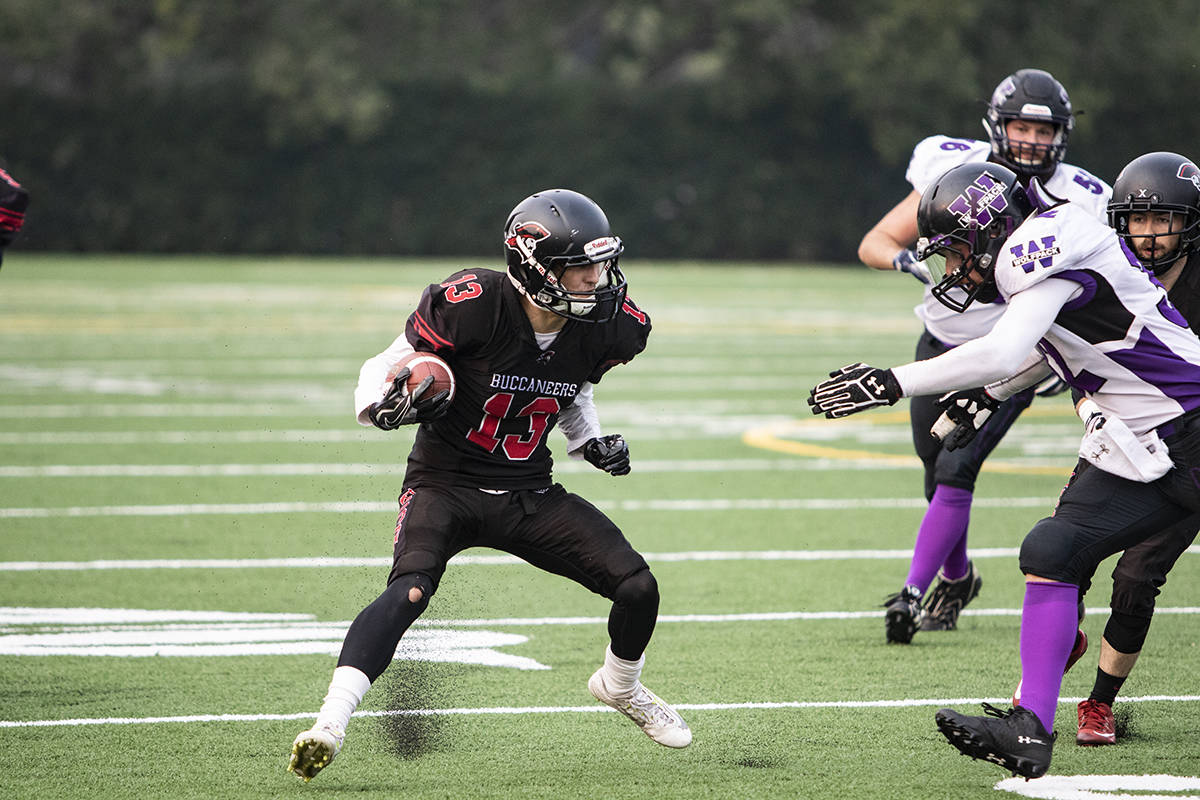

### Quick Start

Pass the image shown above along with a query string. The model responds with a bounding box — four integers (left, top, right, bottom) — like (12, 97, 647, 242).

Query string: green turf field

(1, 255, 1197, 799)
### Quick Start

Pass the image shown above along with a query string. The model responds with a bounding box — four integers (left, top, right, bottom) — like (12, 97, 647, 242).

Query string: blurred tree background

(2, 0, 1198, 261)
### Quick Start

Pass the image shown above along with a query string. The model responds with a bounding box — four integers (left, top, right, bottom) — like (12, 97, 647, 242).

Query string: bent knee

(1019, 518, 1079, 581)
(613, 568, 658, 607)
(385, 572, 434, 608)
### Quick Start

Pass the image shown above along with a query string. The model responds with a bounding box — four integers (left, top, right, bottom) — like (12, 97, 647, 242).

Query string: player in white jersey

(856, 68, 1111, 645)
(811, 162, 1200, 779)
(930, 151, 1200, 747)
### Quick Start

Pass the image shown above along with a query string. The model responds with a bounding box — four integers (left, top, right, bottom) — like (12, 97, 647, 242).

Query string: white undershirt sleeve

(559, 382, 602, 457)
(984, 351, 1054, 401)
(354, 335, 415, 425)
(891, 278, 1079, 398)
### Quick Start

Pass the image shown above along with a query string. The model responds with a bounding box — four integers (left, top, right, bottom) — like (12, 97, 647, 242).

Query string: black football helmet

(503, 189, 627, 323)
(983, 68, 1074, 180)
(916, 163, 1033, 313)
(1107, 151, 1200, 276)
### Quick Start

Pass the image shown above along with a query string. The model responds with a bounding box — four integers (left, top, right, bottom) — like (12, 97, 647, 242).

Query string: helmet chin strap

(509, 266, 599, 319)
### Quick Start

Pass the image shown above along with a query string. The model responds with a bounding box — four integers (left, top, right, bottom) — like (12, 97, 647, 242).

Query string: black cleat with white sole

(935, 703, 1054, 780)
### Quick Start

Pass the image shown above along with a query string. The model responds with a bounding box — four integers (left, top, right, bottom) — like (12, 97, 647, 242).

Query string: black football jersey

(401, 268, 651, 489)
(1169, 262, 1200, 335)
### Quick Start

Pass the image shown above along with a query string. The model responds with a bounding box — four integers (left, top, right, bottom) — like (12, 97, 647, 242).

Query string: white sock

(600, 645, 644, 697)
(314, 666, 371, 732)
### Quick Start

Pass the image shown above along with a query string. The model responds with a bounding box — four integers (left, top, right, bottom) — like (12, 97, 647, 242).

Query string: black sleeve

(1168, 263, 1200, 335)
(587, 295, 652, 383)
(404, 269, 496, 357)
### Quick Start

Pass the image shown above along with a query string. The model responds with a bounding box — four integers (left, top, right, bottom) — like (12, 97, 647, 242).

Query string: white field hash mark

(0, 608, 546, 670)
(995, 774, 1200, 800)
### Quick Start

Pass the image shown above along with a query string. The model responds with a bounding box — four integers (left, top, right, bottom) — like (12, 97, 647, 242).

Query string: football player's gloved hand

(807, 363, 902, 419)
(367, 368, 452, 430)
(930, 388, 1000, 451)
(893, 248, 933, 285)
(1078, 398, 1106, 435)
(1034, 374, 1070, 398)
(583, 434, 631, 476)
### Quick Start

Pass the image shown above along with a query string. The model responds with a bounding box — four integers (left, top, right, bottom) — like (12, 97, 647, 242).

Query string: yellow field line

(742, 407, 1076, 476)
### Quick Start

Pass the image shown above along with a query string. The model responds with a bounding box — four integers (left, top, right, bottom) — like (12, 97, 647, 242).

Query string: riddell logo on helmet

(584, 236, 619, 258)
(1017, 103, 1053, 119)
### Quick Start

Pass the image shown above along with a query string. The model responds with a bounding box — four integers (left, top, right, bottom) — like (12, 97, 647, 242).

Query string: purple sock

(904, 485, 973, 592)
(943, 534, 969, 582)
(1018, 581, 1078, 730)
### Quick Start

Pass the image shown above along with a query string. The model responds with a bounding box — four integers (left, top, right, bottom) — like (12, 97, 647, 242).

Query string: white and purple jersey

(993, 203, 1200, 434)
(905, 135, 1112, 345)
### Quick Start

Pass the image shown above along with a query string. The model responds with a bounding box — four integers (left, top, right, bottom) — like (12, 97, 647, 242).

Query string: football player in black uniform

(290, 189, 690, 783)
(0, 166, 28, 269)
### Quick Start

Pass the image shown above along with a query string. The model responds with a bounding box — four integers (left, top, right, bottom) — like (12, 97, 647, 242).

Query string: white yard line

(0, 496, 1059, 519)
(2, 546, 1195, 571)
(0, 456, 1076, 477)
(2, 694, 1197, 729)
(0, 548, 1025, 571)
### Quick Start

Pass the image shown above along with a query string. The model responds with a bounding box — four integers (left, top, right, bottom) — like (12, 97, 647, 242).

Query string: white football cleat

(588, 669, 692, 748)
(289, 722, 345, 782)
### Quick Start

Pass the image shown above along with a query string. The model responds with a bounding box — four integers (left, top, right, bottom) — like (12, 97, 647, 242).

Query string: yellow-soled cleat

(289, 723, 345, 782)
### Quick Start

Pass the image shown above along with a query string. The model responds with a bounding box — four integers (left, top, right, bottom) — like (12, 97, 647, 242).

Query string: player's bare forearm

(858, 228, 907, 271)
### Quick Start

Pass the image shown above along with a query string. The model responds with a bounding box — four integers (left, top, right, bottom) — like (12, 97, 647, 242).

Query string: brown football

(387, 351, 455, 402)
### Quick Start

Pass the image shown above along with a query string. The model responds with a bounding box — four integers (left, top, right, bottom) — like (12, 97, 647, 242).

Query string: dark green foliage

(1, 1, 1199, 259)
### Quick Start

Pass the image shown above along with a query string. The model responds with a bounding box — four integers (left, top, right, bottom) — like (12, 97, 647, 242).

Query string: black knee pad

(1019, 516, 1079, 582)
(1103, 610, 1152, 655)
(612, 568, 658, 610)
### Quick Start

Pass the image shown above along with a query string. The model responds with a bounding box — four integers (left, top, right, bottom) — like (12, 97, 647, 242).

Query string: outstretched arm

(810, 278, 1080, 418)
(890, 279, 1077, 397)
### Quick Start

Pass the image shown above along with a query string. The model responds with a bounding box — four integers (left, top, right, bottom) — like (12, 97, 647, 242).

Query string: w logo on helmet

(1177, 161, 1200, 193)
(947, 172, 1009, 228)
